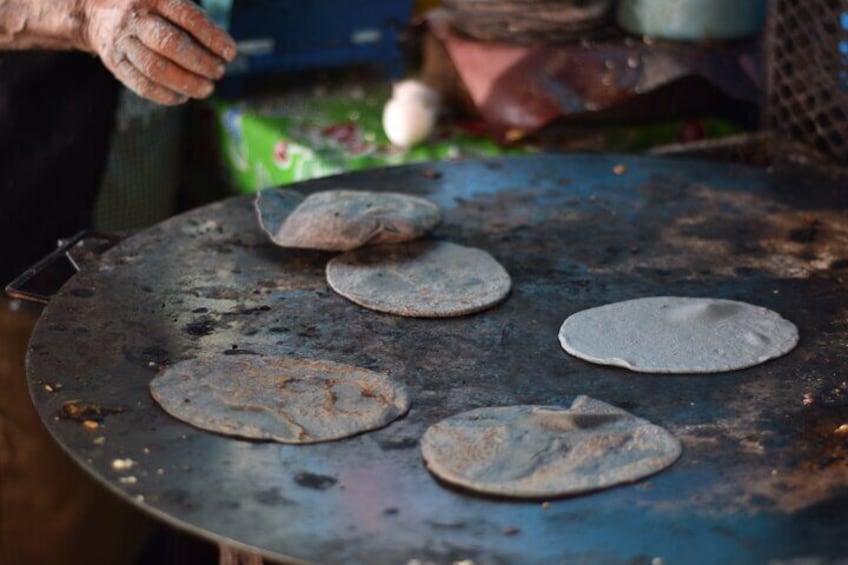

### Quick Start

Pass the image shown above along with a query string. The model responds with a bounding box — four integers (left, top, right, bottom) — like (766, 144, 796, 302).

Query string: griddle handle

(4, 230, 123, 304)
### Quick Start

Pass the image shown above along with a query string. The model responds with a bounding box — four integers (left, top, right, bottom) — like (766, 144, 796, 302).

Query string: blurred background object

(443, 0, 615, 44)
(94, 89, 186, 231)
(222, 0, 415, 80)
(616, 0, 767, 42)
(84, 0, 848, 231)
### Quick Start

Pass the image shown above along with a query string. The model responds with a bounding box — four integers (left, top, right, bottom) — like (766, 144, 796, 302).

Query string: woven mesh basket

(765, 0, 848, 165)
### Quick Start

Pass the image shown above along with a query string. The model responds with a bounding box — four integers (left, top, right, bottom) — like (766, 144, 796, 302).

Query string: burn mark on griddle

(254, 488, 296, 506)
(733, 266, 765, 277)
(184, 319, 218, 337)
(58, 400, 127, 422)
(227, 305, 272, 316)
(383, 507, 399, 515)
(162, 488, 201, 511)
(829, 259, 848, 270)
(789, 221, 821, 243)
(123, 345, 170, 367)
(612, 400, 640, 411)
(294, 472, 337, 491)
(223, 348, 259, 356)
(192, 286, 240, 300)
(69, 288, 95, 298)
(427, 520, 467, 530)
(378, 437, 419, 451)
(192, 307, 208, 314)
(269, 326, 290, 334)
(297, 326, 320, 339)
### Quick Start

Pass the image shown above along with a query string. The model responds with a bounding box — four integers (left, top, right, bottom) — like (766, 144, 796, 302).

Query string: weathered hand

(80, 0, 237, 105)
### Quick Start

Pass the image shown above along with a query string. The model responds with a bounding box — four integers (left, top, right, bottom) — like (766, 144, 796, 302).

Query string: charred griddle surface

(27, 155, 848, 564)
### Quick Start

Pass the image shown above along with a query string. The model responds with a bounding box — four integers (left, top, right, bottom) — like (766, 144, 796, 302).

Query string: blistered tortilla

(420, 396, 681, 498)
(256, 189, 440, 251)
(559, 296, 799, 374)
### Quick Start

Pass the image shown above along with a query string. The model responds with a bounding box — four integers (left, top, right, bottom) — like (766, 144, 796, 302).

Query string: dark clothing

(0, 51, 120, 286)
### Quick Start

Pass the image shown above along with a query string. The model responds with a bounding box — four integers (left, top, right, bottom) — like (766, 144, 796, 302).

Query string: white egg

(382, 79, 439, 149)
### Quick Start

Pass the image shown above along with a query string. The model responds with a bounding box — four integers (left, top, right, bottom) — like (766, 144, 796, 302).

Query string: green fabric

(212, 86, 527, 193)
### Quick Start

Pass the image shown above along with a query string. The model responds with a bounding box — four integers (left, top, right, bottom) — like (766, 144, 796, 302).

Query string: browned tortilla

(420, 396, 681, 498)
(256, 189, 441, 251)
(150, 355, 410, 444)
(326, 240, 512, 317)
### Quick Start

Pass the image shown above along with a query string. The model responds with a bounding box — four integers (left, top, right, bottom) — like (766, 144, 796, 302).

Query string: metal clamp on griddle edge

(5, 230, 125, 304)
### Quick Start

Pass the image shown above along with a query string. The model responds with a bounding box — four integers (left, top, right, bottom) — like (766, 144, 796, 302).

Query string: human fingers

(120, 35, 215, 99)
(134, 13, 227, 80)
(112, 55, 189, 105)
(156, 0, 237, 62)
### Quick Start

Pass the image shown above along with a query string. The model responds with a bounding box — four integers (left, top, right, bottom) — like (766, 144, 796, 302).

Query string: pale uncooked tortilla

(559, 296, 799, 374)
(150, 355, 410, 444)
(420, 396, 681, 498)
(255, 188, 441, 251)
(326, 240, 511, 317)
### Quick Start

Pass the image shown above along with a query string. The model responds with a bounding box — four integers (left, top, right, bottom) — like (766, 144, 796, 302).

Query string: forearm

(0, 0, 87, 50)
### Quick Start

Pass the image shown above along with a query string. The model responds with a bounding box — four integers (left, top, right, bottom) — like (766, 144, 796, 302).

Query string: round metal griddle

(27, 154, 848, 563)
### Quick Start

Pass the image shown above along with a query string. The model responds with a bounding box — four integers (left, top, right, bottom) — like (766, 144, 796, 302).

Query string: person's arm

(0, 0, 237, 105)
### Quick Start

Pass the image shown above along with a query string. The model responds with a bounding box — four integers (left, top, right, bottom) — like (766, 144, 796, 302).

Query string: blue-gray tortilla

(326, 240, 511, 317)
(420, 396, 681, 498)
(150, 355, 410, 444)
(255, 189, 440, 251)
(559, 296, 799, 374)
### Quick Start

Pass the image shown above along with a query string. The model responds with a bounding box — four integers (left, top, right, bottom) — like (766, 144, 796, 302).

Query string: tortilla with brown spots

(420, 396, 681, 498)
(326, 240, 511, 317)
(150, 355, 410, 444)
(256, 189, 441, 251)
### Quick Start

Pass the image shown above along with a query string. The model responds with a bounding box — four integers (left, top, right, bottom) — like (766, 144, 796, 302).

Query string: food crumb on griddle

(112, 458, 136, 471)
(502, 526, 520, 536)
(119, 476, 138, 485)
(802, 393, 815, 406)
(58, 400, 126, 422)
(613, 164, 628, 175)
(82, 420, 99, 430)
(834, 424, 848, 435)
